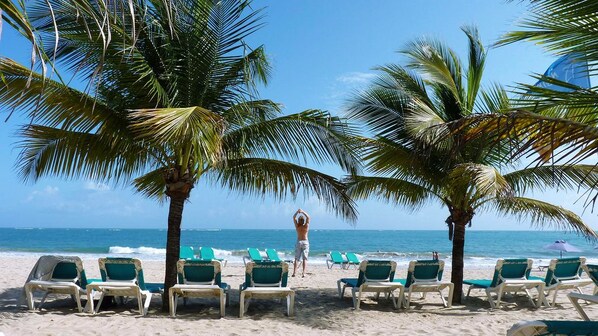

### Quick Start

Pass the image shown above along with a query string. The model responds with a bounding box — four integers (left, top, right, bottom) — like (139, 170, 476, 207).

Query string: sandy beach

(0, 257, 596, 335)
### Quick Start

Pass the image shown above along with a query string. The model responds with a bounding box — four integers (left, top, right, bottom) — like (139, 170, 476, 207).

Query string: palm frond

(346, 175, 439, 210)
(16, 124, 149, 184)
(211, 158, 357, 221)
(492, 196, 598, 238)
(128, 106, 225, 166)
(462, 25, 486, 112)
(448, 163, 512, 205)
(504, 165, 598, 195)
(133, 167, 167, 203)
(223, 109, 360, 173)
(498, 0, 598, 73)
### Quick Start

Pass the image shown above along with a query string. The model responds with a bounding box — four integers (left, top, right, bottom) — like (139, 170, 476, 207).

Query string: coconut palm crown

(0, 0, 358, 310)
(346, 26, 598, 303)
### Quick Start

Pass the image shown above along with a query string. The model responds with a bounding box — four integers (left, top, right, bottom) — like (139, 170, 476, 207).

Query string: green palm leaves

(1, 0, 358, 309)
(346, 26, 596, 303)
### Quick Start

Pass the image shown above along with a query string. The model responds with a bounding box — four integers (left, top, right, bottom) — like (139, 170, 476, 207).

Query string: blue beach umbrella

(544, 240, 582, 258)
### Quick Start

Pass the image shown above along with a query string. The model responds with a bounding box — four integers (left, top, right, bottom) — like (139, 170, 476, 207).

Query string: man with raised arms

(292, 208, 310, 277)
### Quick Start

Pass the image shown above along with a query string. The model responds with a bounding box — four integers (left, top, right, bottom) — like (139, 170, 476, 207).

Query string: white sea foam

(108, 246, 166, 255)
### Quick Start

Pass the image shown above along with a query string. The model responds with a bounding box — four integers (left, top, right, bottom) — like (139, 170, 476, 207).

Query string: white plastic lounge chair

(86, 257, 164, 316)
(464, 258, 548, 309)
(507, 320, 598, 336)
(394, 260, 454, 309)
(24, 256, 94, 312)
(528, 257, 593, 307)
(239, 261, 295, 317)
(327, 251, 347, 269)
(169, 260, 230, 317)
(337, 260, 404, 309)
(568, 264, 598, 321)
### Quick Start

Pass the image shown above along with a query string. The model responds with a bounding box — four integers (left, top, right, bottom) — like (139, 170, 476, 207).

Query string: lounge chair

(507, 320, 598, 336)
(528, 257, 593, 307)
(265, 248, 293, 263)
(169, 260, 230, 317)
(394, 260, 454, 309)
(86, 257, 164, 316)
(327, 251, 347, 269)
(180, 246, 196, 260)
(345, 252, 360, 269)
(24, 256, 94, 312)
(243, 247, 264, 265)
(198, 246, 227, 267)
(464, 258, 548, 309)
(239, 261, 295, 317)
(568, 264, 598, 321)
(337, 260, 404, 309)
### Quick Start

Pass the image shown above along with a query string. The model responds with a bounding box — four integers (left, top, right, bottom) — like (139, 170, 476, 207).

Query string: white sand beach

(0, 256, 596, 336)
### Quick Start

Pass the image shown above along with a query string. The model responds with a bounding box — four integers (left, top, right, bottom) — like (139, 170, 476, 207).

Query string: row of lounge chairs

(327, 251, 360, 269)
(23, 255, 598, 328)
(24, 256, 295, 318)
(179, 246, 227, 266)
(338, 259, 453, 309)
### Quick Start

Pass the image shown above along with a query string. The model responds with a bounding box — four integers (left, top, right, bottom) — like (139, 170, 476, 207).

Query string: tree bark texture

(162, 194, 186, 311)
(450, 219, 467, 304)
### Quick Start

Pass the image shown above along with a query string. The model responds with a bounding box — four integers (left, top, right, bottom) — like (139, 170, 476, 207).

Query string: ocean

(1, 228, 597, 268)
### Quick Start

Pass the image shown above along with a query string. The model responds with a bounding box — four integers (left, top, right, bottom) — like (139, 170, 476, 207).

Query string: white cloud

(336, 72, 376, 85)
(25, 185, 59, 202)
(84, 181, 110, 191)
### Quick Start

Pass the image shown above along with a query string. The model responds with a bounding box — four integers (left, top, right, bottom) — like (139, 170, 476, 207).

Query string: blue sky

(0, 0, 596, 231)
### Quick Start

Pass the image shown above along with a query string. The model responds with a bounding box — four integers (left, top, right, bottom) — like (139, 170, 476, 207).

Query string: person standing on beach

(292, 208, 310, 277)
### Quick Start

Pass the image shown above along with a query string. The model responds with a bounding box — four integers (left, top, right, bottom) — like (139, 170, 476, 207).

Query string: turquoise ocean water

(1, 228, 597, 268)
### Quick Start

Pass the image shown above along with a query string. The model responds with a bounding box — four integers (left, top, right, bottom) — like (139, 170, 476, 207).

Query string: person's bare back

(295, 220, 309, 240)
(292, 209, 310, 277)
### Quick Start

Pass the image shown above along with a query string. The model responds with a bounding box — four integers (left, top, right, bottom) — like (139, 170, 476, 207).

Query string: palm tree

(0, 0, 358, 310)
(346, 26, 598, 303)
(449, 0, 598, 205)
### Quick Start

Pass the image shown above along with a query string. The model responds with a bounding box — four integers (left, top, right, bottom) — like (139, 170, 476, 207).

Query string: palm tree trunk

(450, 219, 467, 304)
(161, 194, 186, 311)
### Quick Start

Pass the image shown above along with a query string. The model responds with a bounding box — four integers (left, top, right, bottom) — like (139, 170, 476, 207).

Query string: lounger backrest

(330, 251, 345, 263)
(99, 257, 147, 290)
(51, 257, 89, 287)
(244, 261, 289, 288)
(199, 247, 216, 260)
(247, 248, 263, 262)
(405, 260, 444, 288)
(583, 264, 598, 286)
(180, 246, 195, 260)
(345, 252, 360, 264)
(177, 259, 221, 285)
(491, 259, 532, 287)
(544, 257, 585, 286)
(266, 249, 281, 262)
(357, 260, 396, 286)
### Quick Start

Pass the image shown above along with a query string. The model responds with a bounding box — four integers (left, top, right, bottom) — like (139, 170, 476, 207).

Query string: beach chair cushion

(247, 248, 263, 262)
(180, 246, 195, 260)
(345, 253, 360, 264)
(176, 260, 228, 289)
(330, 251, 345, 263)
(463, 279, 492, 288)
(266, 249, 281, 262)
(464, 258, 531, 289)
(508, 320, 598, 336)
(340, 260, 397, 287)
(242, 261, 288, 289)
